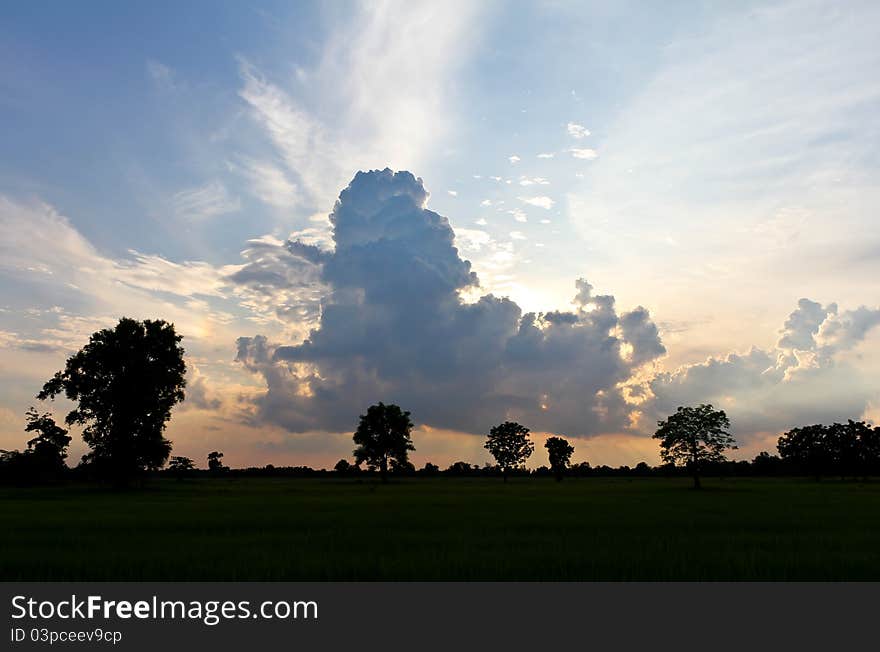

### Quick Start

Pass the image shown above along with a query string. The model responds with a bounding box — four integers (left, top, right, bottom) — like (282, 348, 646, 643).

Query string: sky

(2, 0, 880, 470)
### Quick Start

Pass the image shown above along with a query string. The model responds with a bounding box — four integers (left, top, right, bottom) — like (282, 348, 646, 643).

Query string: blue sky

(2, 1, 879, 468)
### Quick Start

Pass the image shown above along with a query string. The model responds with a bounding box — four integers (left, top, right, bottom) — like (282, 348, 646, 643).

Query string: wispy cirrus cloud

(171, 180, 240, 220)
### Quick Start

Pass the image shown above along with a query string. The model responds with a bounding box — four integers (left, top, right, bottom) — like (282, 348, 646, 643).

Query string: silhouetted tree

(485, 421, 534, 482)
(334, 459, 352, 475)
(207, 451, 227, 473)
(24, 407, 71, 472)
(751, 451, 784, 476)
(856, 422, 880, 479)
(352, 402, 415, 482)
(420, 462, 440, 476)
(168, 456, 195, 480)
(446, 461, 476, 476)
(836, 420, 880, 479)
(777, 424, 833, 480)
(544, 436, 575, 481)
(390, 459, 415, 475)
(37, 317, 185, 485)
(653, 404, 736, 489)
(571, 461, 592, 477)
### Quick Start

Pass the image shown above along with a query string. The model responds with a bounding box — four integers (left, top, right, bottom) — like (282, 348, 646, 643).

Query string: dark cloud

(234, 169, 666, 436)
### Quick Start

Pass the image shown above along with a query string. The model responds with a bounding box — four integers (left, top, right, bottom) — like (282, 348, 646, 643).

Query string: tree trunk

(692, 471, 701, 490)
(502, 467, 508, 483)
(380, 458, 388, 483)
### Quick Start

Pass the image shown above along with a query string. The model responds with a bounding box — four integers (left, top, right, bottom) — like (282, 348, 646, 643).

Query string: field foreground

(2, 477, 879, 580)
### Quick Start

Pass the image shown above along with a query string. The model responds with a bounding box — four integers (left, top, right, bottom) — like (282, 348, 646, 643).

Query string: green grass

(2, 477, 879, 580)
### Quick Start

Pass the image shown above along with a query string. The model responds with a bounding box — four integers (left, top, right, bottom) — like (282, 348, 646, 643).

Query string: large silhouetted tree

(654, 404, 736, 489)
(352, 402, 415, 482)
(545, 436, 575, 481)
(777, 424, 833, 480)
(37, 317, 186, 485)
(777, 420, 880, 480)
(485, 421, 534, 482)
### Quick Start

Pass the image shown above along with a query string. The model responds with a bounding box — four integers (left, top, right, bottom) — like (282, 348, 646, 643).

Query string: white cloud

(508, 208, 527, 223)
(567, 122, 590, 139)
(231, 158, 298, 208)
(447, 190, 458, 197)
(172, 181, 240, 220)
(519, 176, 550, 186)
(519, 196, 555, 209)
(570, 148, 599, 160)
(236, 3, 485, 211)
(537, 152, 555, 159)
(508, 155, 521, 164)
(509, 230, 527, 240)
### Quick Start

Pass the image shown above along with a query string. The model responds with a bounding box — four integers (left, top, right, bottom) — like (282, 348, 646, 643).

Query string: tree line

(1, 317, 879, 487)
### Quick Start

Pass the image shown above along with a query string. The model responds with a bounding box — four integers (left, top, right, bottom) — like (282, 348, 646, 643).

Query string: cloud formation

(650, 298, 880, 446)
(235, 169, 666, 436)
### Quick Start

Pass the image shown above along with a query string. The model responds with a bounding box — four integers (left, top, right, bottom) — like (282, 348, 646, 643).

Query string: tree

(168, 456, 195, 480)
(24, 407, 71, 471)
(653, 404, 736, 489)
(857, 423, 880, 478)
(420, 462, 440, 476)
(37, 318, 185, 485)
(334, 459, 352, 475)
(544, 436, 575, 481)
(485, 421, 534, 482)
(446, 461, 476, 476)
(352, 402, 415, 482)
(207, 451, 227, 473)
(777, 424, 833, 480)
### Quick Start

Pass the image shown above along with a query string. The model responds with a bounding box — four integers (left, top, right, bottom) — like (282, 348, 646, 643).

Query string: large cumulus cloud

(235, 169, 665, 435)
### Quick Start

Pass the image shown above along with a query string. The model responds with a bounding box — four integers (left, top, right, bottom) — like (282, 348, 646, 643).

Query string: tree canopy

(485, 421, 534, 481)
(545, 436, 575, 481)
(653, 404, 736, 489)
(24, 407, 71, 470)
(352, 402, 415, 481)
(778, 420, 880, 479)
(38, 317, 186, 484)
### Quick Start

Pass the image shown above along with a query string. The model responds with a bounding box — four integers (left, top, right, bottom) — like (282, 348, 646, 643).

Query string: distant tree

(334, 459, 352, 475)
(352, 402, 415, 482)
(37, 317, 185, 485)
(751, 451, 784, 476)
(653, 404, 736, 489)
(24, 407, 71, 472)
(207, 451, 226, 474)
(634, 461, 651, 476)
(544, 436, 575, 481)
(446, 461, 475, 476)
(168, 456, 195, 480)
(571, 461, 592, 477)
(420, 462, 440, 476)
(390, 459, 415, 475)
(856, 423, 880, 478)
(777, 424, 833, 480)
(485, 421, 534, 482)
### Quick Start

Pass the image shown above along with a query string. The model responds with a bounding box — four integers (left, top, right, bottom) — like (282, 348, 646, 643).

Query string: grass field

(2, 477, 879, 580)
